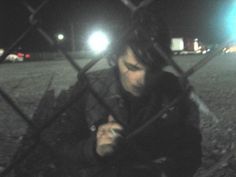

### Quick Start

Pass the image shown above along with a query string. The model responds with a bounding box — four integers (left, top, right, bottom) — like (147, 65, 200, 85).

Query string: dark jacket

(13, 67, 201, 177)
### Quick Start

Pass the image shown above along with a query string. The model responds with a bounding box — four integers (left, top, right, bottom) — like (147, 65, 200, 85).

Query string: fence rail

(0, 0, 235, 177)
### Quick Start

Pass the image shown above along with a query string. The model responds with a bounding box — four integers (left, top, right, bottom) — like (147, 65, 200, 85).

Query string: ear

(108, 115, 115, 122)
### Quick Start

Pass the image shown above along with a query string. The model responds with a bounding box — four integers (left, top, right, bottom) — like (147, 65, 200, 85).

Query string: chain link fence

(0, 0, 236, 176)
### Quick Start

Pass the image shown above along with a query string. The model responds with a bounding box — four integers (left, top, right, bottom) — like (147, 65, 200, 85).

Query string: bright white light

(88, 31, 110, 54)
(226, 1, 236, 39)
(57, 34, 64, 40)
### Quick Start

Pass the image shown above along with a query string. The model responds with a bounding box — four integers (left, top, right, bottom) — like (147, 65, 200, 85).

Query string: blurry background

(1, 0, 235, 52)
(1, 0, 236, 176)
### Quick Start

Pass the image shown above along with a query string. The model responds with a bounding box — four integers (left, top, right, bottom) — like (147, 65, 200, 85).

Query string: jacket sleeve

(52, 81, 102, 168)
(55, 104, 100, 168)
(163, 95, 202, 177)
(13, 80, 100, 176)
(55, 71, 114, 167)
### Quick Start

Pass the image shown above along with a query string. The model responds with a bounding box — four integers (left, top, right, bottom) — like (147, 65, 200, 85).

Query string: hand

(96, 115, 123, 157)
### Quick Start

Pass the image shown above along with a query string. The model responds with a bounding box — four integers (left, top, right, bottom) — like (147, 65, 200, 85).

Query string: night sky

(1, 0, 234, 51)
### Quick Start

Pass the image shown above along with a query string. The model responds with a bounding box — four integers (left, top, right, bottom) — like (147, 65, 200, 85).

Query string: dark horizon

(1, 0, 234, 51)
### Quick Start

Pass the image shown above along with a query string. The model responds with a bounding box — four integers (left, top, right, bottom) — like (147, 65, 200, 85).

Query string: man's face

(117, 47, 146, 97)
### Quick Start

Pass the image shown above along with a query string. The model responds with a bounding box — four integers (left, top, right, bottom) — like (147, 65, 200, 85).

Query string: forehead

(122, 47, 145, 68)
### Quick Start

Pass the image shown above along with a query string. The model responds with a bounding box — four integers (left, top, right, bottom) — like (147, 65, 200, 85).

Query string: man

(13, 7, 201, 177)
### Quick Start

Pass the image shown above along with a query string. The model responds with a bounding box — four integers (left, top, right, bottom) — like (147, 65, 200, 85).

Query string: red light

(17, 52, 24, 58)
(25, 54, 31, 59)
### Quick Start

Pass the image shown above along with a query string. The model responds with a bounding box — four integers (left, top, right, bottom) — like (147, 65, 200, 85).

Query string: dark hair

(109, 6, 171, 70)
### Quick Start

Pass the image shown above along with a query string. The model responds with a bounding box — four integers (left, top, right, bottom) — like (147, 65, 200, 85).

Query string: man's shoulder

(161, 71, 179, 84)
(159, 71, 183, 98)
(87, 67, 115, 80)
(86, 67, 118, 94)
(69, 67, 116, 94)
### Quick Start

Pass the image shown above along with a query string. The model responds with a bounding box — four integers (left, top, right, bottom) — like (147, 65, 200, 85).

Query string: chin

(130, 91, 141, 97)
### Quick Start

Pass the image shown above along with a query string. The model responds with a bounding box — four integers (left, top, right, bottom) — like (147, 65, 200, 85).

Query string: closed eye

(124, 61, 142, 71)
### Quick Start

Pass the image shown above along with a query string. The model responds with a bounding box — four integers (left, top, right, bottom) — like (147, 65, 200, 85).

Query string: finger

(107, 115, 123, 130)
(97, 134, 113, 145)
(97, 129, 105, 138)
(98, 137, 113, 145)
(97, 126, 104, 132)
(108, 115, 115, 122)
(102, 130, 117, 139)
(98, 129, 120, 142)
(110, 123, 123, 130)
(109, 128, 123, 138)
(97, 118, 123, 135)
(97, 128, 114, 139)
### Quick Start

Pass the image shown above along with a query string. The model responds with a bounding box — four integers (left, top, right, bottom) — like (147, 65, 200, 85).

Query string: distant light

(88, 31, 110, 54)
(194, 41, 199, 51)
(171, 38, 184, 51)
(226, 1, 236, 39)
(57, 34, 64, 41)
(0, 49, 4, 56)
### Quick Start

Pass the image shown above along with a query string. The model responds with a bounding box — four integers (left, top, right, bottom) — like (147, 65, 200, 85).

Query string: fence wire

(0, 0, 235, 177)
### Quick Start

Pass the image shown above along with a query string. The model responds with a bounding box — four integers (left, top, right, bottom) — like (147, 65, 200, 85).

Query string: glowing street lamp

(88, 31, 110, 54)
(57, 34, 64, 41)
